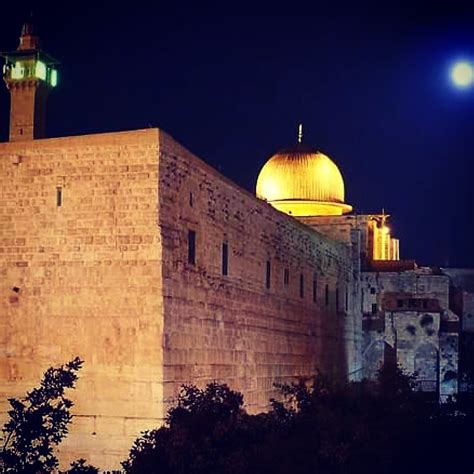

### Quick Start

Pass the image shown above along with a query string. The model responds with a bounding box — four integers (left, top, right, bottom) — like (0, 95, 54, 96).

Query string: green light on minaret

(50, 69, 58, 87)
(11, 62, 24, 79)
(1, 19, 60, 141)
(35, 60, 46, 80)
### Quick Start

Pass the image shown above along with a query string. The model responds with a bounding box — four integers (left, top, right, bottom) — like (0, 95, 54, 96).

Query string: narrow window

(336, 289, 340, 310)
(312, 275, 317, 303)
(189, 192, 193, 207)
(325, 284, 329, 306)
(371, 303, 378, 315)
(222, 242, 228, 276)
(397, 299, 404, 308)
(300, 274, 304, 298)
(370, 287, 376, 295)
(188, 230, 196, 265)
(266, 261, 271, 289)
(284, 268, 289, 286)
(345, 288, 349, 310)
(56, 186, 63, 207)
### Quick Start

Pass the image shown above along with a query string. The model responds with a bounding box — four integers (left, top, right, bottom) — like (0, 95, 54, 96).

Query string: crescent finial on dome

(297, 124, 303, 144)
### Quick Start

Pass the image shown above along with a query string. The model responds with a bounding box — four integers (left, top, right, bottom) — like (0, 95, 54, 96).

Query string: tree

(122, 382, 263, 474)
(63, 458, 99, 474)
(122, 368, 474, 474)
(0, 357, 88, 474)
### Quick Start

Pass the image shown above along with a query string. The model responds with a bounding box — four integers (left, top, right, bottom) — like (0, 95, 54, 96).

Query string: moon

(451, 61, 474, 88)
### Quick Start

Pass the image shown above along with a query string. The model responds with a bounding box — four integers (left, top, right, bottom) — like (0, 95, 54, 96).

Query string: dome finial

(297, 123, 303, 144)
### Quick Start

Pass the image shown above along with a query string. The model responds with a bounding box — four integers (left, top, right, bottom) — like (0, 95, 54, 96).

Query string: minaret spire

(19, 15, 39, 50)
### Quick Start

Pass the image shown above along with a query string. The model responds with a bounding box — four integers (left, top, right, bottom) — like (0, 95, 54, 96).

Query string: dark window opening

(370, 287, 376, 294)
(372, 303, 378, 315)
(422, 300, 428, 309)
(397, 299, 404, 308)
(325, 284, 329, 306)
(189, 192, 193, 207)
(300, 274, 304, 298)
(345, 288, 349, 310)
(266, 261, 271, 289)
(408, 298, 416, 308)
(313, 275, 317, 303)
(188, 230, 196, 265)
(336, 289, 340, 310)
(56, 187, 62, 207)
(284, 268, 289, 286)
(222, 242, 228, 276)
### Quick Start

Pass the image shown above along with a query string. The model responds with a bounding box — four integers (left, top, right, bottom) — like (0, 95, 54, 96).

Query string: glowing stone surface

(451, 61, 474, 88)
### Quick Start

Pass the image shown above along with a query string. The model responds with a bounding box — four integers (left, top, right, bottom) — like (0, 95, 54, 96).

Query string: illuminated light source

(450, 61, 474, 88)
(11, 62, 24, 79)
(50, 69, 58, 87)
(35, 60, 46, 80)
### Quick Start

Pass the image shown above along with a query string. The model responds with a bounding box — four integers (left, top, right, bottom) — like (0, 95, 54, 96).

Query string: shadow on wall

(318, 298, 350, 383)
(363, 340, 396, 380)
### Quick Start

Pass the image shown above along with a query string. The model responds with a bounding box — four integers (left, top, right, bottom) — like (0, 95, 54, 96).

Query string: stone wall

(298, 214, 372, 267)
(361, 270, 459, 399)
(0, 128, 364, 470)
(157, 131, 362, 411)
(442, 268, 474, 393)
(442, 268, 474, 333)
(0, 130, 164, 470)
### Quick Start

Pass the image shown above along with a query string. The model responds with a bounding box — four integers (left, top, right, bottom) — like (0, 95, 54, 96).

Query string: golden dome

(256, 145, 352, 216)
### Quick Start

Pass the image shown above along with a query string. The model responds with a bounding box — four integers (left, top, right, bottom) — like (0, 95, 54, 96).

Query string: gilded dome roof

(256, 145, 352, 216)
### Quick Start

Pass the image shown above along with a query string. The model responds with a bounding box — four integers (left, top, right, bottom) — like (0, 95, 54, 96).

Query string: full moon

(451, 61, 474, 88)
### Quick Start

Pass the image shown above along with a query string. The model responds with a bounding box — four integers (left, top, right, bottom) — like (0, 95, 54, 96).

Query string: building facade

(0, 21, 472, 470)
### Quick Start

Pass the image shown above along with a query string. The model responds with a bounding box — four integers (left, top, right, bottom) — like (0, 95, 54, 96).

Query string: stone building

(0, 21, 471, 470)
(360, 267, 459, 399)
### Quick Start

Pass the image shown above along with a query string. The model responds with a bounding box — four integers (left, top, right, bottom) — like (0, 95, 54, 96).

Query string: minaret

(1, 20, 59, 141)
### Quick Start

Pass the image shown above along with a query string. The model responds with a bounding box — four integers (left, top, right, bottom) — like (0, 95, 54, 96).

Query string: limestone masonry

(1, 20, 473, 471)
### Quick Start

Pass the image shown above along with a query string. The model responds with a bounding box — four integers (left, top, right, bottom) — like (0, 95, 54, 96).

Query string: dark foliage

(121, 382, 273, 474)
(122, 365, 474, 474)
(0, 357, 98, 474)
(62, 458, 99, 474)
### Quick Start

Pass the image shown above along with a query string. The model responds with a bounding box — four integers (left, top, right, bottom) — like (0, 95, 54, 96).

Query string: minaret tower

(1, 20, 58, 141)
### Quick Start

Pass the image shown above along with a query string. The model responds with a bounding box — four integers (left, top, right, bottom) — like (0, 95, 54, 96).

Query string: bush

(63, 458, 99, 474)
(122, 366, 473, 474)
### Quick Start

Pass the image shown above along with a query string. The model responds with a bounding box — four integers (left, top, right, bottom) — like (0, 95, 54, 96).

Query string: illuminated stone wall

(0, 130, 165, 469)
(0, 129, 363, 470)
(157, 132, 362, 411)
(298, 214, 372, 268)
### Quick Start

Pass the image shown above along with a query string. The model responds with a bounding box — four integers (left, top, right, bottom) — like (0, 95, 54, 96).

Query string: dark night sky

(1, 2, 473, 267)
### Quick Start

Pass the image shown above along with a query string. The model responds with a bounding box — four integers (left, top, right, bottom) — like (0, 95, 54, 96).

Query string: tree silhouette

(1, 357, 86, 473)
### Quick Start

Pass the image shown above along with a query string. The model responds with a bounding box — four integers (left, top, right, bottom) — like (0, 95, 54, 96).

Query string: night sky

(1, 2, 473, 267)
